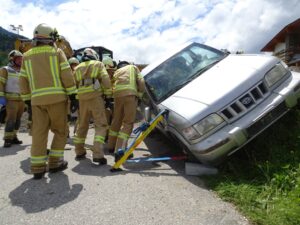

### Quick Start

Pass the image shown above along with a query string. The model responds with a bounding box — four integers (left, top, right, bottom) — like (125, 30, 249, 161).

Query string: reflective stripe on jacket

(74, 60, 112, 100)
(112, 65, 145, 98)
(19, 45, 77, 105)
(0, 65, 22, 100)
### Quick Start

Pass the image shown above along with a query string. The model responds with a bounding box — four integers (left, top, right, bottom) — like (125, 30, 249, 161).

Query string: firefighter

(107, 61, 145, 160)
(73, 48, 112, 165)
(67, 57, 80, 136)
(102, 56, 116, 126)
(68, 57, 80, 71)
(102, 56, 116, 80)
(0, 50, 25, 147)
(19, 23, 77, 179)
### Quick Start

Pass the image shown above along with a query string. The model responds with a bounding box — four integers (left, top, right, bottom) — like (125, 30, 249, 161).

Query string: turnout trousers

(4, 100, 25, 140)
(107, 95, 138, 153)
(30, 100, 68, 174)
(74, 97, 108, 159)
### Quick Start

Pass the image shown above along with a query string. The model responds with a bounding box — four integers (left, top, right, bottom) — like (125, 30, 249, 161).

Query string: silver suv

(141, 42, 300, 165)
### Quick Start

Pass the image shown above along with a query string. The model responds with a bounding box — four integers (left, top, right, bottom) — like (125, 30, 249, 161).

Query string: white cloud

(1, 0, 300, 64)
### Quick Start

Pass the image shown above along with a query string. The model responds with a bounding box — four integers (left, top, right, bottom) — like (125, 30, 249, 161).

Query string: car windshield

(145, 43, 227, 103)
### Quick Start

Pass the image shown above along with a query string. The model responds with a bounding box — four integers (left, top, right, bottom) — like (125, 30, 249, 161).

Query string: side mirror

(144, 107, 151, 122)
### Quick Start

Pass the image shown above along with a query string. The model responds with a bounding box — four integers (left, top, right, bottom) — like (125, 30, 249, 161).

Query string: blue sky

(2, 0, 300, 63)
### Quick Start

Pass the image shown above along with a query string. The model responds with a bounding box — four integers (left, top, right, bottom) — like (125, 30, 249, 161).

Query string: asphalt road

(0, 122, 250, 225)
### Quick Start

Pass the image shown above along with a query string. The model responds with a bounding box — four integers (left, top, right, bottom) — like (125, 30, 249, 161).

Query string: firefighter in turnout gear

(68, 57, 80, 136)
(19, 23, 77, 179)
(73, 48, 112, 165)
(102, 56, 116, 126)
(0, 50, 25, 147)
(107, 61, 145, 159)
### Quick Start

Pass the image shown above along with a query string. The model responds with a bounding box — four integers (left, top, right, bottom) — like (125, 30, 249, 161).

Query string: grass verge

(205, 109, 300, 225)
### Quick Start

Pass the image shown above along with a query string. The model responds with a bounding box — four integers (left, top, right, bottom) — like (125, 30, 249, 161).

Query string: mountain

(0, 26, 29, 66)
(0, 26, 28, 51)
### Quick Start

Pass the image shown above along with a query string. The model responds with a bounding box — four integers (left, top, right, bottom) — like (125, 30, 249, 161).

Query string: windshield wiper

(193, 58, 223, 76)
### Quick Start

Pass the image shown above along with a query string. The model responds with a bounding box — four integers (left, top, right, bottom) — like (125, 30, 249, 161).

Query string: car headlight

(182, 113, 224, 141)
(182, 126, 201, 141)
(265, 62, 288, 87)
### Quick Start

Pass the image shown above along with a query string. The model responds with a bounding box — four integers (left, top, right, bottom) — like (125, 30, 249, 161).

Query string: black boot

(93, 157, 107, 165)
(12, 137, 23, 144)
(3, 139, 12, 148)
(33, 171, 46, 180)
(49, 161, 68, 173)
(108, 148, 114, 154)
(75, 152, 86, 161)
(114, 152, 134, 162)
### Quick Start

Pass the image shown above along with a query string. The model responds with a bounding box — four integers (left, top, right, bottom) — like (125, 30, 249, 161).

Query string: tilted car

(141, 42, 300, 165)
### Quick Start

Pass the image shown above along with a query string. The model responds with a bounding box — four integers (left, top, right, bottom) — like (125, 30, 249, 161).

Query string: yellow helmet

(33, 23, 58, 40)
(102, 56, 114, 68)
(8, 50, 23, 61)
(83, 48, 99, 61)
(68, 57, 80, 65)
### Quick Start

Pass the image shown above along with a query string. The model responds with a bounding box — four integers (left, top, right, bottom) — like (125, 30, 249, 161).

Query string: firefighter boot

(33, 171, 46, 180)
(92, 143, 107, 165)
(3, 139, 12, 148)
(75, 152, 87, 161)
(12, 137, 23, 144)
(93, 157, 107, 165)
(48, 160, 68, 173)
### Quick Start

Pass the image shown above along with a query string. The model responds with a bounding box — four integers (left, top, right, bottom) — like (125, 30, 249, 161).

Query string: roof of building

(261, 18, 300, 52)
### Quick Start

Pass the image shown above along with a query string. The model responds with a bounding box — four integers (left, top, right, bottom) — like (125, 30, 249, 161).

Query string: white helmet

(83, 48, 99, 61)
(102, 56, 114, 68)
(33, 23, 58, 40)
(68, 57, 80, 65)
(8, 50, 23, 61)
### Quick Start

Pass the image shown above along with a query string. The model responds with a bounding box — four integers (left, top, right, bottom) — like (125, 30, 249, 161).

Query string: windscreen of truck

(145, 43, 226, 103)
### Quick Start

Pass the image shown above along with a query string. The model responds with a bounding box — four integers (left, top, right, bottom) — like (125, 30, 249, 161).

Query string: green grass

(205, 109, 300, 225)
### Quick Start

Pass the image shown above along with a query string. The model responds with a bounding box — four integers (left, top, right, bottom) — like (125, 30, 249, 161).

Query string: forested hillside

(0, 26, 28, 66)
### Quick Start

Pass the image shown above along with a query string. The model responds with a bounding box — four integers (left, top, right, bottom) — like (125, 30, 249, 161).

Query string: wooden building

(261, 18, 300, 67)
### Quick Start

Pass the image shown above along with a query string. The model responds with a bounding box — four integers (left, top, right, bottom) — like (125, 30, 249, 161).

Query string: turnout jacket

(112, 65, 145, 98)
(74, 60, 112, 100)
(19, 45, 77, 105)
(0, 63, 22, 100)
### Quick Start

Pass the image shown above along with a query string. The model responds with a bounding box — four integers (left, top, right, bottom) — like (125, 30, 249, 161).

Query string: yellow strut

(112, 114, 164, 170)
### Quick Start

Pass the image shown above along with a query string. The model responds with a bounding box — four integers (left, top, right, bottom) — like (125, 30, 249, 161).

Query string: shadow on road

(136, 131, 207, 188)
(9, 173, 83, 214)
(0, 144, 30, 157)
(71, 156, 183, 178)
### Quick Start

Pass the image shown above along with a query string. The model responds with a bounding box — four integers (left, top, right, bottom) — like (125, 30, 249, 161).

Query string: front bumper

(181, 74, 300, 164)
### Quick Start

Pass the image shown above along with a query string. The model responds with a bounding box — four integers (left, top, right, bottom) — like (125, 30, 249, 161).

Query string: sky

(1, 0, 300, 64)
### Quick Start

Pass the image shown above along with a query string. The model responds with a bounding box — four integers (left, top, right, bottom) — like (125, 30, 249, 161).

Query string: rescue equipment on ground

(111, 109, 187, 172)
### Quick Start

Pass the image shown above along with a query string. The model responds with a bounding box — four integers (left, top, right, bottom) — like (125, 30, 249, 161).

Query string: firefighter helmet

(82, 48, 99, 61)
(68, 57, 80, 65)
(102, 56, 114, 68)
(117, 61, 130, 69)
(33, 23, 58, 40)
(8, 50, 23, 61)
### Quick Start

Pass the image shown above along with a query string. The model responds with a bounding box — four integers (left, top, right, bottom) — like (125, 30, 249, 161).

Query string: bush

(205, 109, 300, 225)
